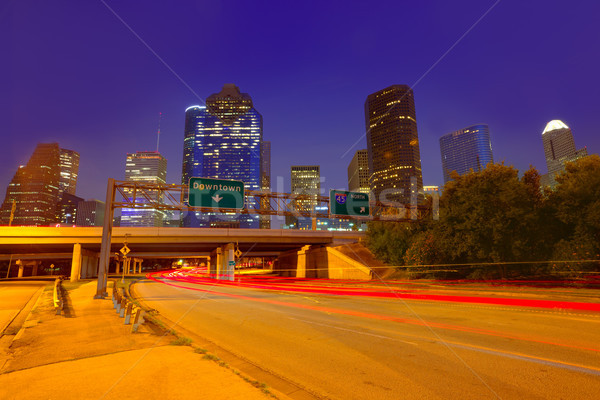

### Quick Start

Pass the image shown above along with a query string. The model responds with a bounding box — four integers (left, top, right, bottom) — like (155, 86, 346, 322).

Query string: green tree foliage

(366, 157, 600, 279)
(365, 221, 419, 265)
(435, 164, 542, 274)
(548, 155, 600, 271)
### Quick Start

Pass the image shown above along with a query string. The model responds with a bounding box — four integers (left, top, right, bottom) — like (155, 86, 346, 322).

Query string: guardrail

(112, 285, 146, 333)
(53, 277, 64, 315)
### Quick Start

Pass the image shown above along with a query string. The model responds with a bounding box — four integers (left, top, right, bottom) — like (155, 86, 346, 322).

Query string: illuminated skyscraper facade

(120, 151, 167, 227)
(439, 124, 493, 183)
(365, 85, 423, 205)
(541, 120, 588, 187)
(287, 165, 321, 229)
(182, 84, 263, 228)
(59, 148, 79, 195)
(347, 149, 370, 194)
(260, 140, 271, 229)
(76, 199, 105, 227)
(0, 143, 61, 226)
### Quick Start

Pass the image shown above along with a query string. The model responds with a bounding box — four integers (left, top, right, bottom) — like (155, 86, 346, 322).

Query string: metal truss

(112, 180, 429, 221)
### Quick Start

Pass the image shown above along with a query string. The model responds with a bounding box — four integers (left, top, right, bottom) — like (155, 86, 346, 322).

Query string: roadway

(0, 281, 45, 336)
(132, 272, 600, 400)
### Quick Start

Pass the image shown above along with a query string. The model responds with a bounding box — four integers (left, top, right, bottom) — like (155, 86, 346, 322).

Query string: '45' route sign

(330, 190, 370, 217)
(188, 177, 245, 209)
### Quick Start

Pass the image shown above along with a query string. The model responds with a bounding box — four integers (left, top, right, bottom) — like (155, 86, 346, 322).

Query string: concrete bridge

(0, 227, 366, 282)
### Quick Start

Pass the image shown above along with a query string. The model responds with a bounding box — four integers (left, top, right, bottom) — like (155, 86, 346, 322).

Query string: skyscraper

(287, 165, 321, 229)
(291, 165, 321, 210)
(347, 149, 370, 194)
(120, 151, 167, 227)
(76, 199, 105, 227)
(439, 124, 494, 183)
(59, 148, 80, 195)
(365, 85, 423, 205)
(541, 120, 588, 187)
(0, 143, 73, 226)
(182, 84, 263, 228)
(260, 141, 271, 229)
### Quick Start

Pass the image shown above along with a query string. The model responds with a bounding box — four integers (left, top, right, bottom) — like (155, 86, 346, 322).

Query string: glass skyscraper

(439, 124, 494, 184)
(347, 149, 370, 194)
(120, 151, 167, 227)
(365, 85, 423, 205)
(0, 143, 80, 226)
(541, 120, 588, 188)
(182, 84, 263, 228)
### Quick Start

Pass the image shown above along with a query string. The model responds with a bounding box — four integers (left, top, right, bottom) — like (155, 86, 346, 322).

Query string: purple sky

(2, 1, 599, 202)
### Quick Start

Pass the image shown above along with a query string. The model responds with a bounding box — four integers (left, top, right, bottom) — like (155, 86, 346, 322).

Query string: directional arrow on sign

(212, 194, 223, 203)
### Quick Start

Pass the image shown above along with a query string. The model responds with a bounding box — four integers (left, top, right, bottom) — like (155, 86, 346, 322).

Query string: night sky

(2, 1, 599, 203)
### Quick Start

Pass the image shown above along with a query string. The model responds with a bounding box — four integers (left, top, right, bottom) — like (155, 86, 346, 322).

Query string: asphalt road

(0, 281, 45, 335)
(133, 274, 600, 400)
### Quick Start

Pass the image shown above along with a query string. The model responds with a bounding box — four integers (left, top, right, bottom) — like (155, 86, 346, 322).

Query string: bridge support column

(115, 258, 120, 274)
(223, 243, 235, 281)
(71, 243, 82, 282)
(297, 245, 311, 278)
(17, 260, 24, 278)
(210, 247, 222, 279)
(32, 261, 39, 276)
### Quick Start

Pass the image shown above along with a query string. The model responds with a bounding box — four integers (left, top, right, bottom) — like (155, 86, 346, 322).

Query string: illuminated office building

(0, 143, 80, 226)
(347, 149, 370, 194)
(59, 148, 79, 195)
(439, 124, 493, 183)
(57, 192, 83, 225)
(260, 141, 271, 229)
(182, 84, 263, 228)
(365, 85, 423, 205)
(120, 151, 167, 227)
(76, 199, 105, 227)
(541, 120, 588, 188)
(1, 143, 61, 225)
(286, 166, 320, 229)
(291, 165, 320, 210)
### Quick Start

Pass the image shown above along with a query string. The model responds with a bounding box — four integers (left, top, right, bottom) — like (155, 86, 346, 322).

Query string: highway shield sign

(330, 190, 370, 217)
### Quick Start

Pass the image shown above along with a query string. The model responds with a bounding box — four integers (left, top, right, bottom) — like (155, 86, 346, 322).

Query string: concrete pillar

(71, 243, 82, 282)
(32, 261, 39, 276)
(125, 258, 131, 275)
(17, 260, 24, 278)
(223, 243, 235, 281)
(297, 245, 310, 278)
(210, 247, 222, 279)
(115, 258, 121, 274)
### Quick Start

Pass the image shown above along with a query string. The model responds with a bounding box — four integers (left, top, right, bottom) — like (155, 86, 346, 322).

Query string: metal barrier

(53, 277, 64, 315)
(112, 284, 145, 333)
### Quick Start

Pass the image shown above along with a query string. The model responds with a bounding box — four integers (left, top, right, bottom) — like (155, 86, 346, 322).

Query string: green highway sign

(330, 190, 370, 217)
(188, 177, 245, 209)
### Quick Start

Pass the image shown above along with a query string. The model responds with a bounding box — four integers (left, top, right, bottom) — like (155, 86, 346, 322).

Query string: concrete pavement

(0, 280, 287, 400)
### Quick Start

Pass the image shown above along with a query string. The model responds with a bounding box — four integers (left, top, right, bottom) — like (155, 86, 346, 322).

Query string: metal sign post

(96, 178, 115, 299)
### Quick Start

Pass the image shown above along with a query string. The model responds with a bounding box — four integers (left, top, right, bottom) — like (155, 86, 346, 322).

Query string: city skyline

(2, 1, 599, 202)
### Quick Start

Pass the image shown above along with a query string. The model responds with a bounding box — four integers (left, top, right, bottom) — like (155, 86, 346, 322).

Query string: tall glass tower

(182, 84, 263, 228)
(365, 85, 423, 205)
(439, 124, 494, 183)
(120, 151, 167, 227)
(541, 120, 588, 187)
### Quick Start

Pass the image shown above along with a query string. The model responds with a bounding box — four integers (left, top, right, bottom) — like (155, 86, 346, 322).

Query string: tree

(365, 221, 420, 265)
(434, 164, 542, 278)
(548, 155, 600, 272)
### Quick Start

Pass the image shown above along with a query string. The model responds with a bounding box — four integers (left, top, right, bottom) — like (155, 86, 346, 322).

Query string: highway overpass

(0, 227, 366, 281)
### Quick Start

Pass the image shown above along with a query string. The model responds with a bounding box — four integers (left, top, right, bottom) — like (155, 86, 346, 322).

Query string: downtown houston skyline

(2, 1, 599, 203)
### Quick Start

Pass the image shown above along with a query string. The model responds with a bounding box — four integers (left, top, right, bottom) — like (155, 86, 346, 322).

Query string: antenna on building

(156, 112, 162, 153)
